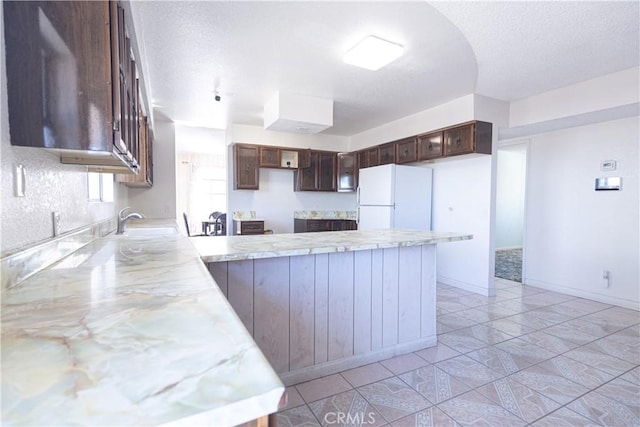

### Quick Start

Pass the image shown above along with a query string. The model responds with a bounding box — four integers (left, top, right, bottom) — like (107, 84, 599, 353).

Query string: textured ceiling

(129, 1, 640, 136)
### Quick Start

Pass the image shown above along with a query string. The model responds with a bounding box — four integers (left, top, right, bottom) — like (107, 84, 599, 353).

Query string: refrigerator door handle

(356, 207, 360, 225)
(356, 186, 360, 204)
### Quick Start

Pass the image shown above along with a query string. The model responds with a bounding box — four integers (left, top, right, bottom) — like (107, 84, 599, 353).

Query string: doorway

(495, 141, 528, 283)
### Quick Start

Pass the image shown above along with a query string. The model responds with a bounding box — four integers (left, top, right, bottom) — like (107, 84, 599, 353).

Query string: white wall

(128, 117, 177, 219)
(230, 167, 357, 234)
(349, 95, 475, 151)
(232, 124, 349, 152)
(510, 67, 640, 127)
(0, 6, 126, 253)
(348, 94, 508, 296)
(495, 144, 527, 249)
(427, 156, 494, 294)
(525, 117, 639, 308)
(227, 125, 355, 234)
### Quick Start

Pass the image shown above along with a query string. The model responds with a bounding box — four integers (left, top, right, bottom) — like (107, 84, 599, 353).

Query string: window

(88, 172, 114, 202)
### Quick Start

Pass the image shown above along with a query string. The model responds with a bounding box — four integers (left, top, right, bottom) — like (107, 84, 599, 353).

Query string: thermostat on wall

(600, 160, 617, 171)
(595, 177, 621, 191)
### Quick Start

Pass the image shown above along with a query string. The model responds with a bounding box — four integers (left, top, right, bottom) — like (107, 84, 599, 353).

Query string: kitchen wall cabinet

(395, 137, 418, 164)
(367, 147, 379, 167)
(259, 146, 280, 168)
(318, 152, 337, 191)
(3, 0, 148, 174)
(258, 146, 311, 169)
(234, 145, 260, 190)
(378, 143, 396, 165)
(337, 152, 357, 192)
(417, 132, 443, 161)
(294, 151, 336, 192)
(444, 121, 492, 157)
(357, 150, 369, 169)
(117, 114, 153, 187)
(294, 219, 357, 233)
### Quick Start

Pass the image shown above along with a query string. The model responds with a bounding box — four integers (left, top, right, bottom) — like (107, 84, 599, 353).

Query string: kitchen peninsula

(190, 229, 472, 385)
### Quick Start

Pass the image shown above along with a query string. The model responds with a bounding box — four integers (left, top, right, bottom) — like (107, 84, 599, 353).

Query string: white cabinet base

(207, 245, 437, 385)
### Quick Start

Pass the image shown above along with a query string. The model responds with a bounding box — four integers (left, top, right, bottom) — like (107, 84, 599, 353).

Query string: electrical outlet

(52, 212, 61, 236)
(602, 270, 610, 288)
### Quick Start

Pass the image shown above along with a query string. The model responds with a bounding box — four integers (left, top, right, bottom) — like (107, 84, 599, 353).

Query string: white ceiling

(130, 1, 639, 136)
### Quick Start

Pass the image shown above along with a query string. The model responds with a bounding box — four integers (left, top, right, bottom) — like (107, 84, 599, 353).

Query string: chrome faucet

(116, 207, 144, 234)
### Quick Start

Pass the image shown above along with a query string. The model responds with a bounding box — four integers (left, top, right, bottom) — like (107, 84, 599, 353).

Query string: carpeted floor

(495, 248, 522, 282)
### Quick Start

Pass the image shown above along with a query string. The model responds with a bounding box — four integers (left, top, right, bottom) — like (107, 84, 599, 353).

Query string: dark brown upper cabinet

(444, 121, 492, 157)
(259, 146, 280, 168)
(317, 151, 337, 191)
(3, 1, 146, 174)
(337, 152, 357, 192)
(417, 131, 444, 161)
(357, 150, 369, 169)
(395, 137, 418, 164)
(298, 149, 311, 169)
(234, 144, 259, 190)
(367, 147, 380, 168)
(295, 150, 336, 192)
(378, 143, 396, 165)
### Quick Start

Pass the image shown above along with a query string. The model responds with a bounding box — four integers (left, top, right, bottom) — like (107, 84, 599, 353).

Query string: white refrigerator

(357, 163, 433, 230)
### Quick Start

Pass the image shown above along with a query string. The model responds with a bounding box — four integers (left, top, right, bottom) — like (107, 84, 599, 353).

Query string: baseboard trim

(278, 336, 437, 386)
(525, 279, 639, 310)
(437, 275, 491, 296)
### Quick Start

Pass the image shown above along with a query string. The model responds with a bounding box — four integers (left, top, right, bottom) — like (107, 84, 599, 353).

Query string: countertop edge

(195, 231, 473, 263)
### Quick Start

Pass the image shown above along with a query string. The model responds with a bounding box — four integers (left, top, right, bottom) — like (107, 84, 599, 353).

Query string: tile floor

(275, 278, 640, 426)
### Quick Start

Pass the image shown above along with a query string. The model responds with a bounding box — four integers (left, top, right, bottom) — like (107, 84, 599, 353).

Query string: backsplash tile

(0, 218, 115, 289)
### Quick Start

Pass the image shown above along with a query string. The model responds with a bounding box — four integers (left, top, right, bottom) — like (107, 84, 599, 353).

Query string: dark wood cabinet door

(259, 146, 280, 167)
(297, 152, 318, 191)
(234, 145, 259, 189)
(395, 137, 417, 163)
(357, 150, 368, 169)
(331, 220, 357, 231)
(444, 124, 474, 156)
(298, 149, 311, 168)
(318, 152, 337, 191)
(307, 220, 332, 232)
(3, 1, 112, 151)
(367, 148, 379, 167)
(337, 152, 357, 192)
(378, 143, 396, 165)
(418, 132, 443, 160)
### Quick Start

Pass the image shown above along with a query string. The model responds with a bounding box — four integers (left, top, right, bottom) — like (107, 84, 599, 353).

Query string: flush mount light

(343, 35, 403, 71)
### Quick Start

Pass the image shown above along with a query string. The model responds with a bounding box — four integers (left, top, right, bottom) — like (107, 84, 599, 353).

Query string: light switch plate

(600, 160, 616, 171)
(14, 164, 25, 197)
(52, 212, 61, 236)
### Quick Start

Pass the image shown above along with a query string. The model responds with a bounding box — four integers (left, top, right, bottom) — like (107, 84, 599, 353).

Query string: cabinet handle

(113, 119, 120, 132)
(456, 138, 461, 147)
(428, 143, 433, 150)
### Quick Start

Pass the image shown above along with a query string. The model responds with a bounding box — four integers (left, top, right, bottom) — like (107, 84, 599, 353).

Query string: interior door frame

(495, 138, 530, 284)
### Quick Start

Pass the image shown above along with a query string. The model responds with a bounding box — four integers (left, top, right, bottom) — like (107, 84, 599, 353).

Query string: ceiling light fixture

(343, 35, 403, 71)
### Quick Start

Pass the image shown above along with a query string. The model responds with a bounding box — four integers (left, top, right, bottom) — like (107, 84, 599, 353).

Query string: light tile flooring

(276, 278, 640, 426)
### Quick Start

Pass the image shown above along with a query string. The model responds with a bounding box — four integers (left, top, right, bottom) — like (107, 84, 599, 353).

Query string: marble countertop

(293, 210, 356, 220)
(191, 229, 472, 263)
(1, 221, 284, 426)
